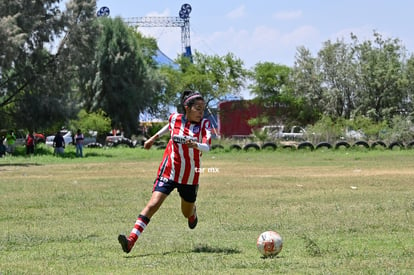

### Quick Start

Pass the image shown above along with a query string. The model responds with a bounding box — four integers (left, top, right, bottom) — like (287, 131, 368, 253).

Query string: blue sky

(94, 0, 414, 70)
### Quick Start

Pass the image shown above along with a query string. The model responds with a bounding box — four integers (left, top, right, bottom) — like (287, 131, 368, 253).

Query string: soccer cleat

(188, 207, 198, 229)
(118, 234, 133, 253)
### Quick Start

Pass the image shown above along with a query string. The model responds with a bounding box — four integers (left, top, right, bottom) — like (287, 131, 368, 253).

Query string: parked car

(34, 133, 45, 143)
(262, 125, 306, 141)
(83, 131, 97, 145)
(105, 135, 124, 145)
(45, 131, 73, 147)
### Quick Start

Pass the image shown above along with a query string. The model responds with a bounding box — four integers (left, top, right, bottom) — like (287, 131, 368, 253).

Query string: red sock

(129, 214, 150, 243)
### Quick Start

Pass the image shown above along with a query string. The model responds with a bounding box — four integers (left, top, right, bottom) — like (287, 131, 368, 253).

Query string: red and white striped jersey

(157, 113, 212, 185)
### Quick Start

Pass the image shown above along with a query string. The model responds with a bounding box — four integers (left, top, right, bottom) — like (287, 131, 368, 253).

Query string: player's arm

(196, 142, 210, 152)
(186, 121, 211, 152)
(186, 139, 209, 151)
(144, 124, 169, 150)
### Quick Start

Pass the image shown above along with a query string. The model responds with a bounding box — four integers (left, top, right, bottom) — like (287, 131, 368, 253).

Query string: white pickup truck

(261, 125, 306, 141)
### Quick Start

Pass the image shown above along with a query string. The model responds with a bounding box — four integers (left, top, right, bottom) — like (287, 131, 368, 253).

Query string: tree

(0, 0, 64, 71)
(63, 0, 101, 111)
(0, 0, 65, 129)
(352, 32, 407, 122)
(249, 62, 291, 101)
(291, 46, 325, 121)
(292, 32, 411, 124)
(403, 55, 414, 116)
(89, 17, 162, 136)
(160, 51, 248, 111)
(318, 40, 358, 119)
(0, 0, 98, 130)
(129, 31, 168, 120)
(249, 61, 318, 126)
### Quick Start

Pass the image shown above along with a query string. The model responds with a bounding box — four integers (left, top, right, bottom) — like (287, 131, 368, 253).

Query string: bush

(381, 115, 414, 143)
(346, 116, 388, 141)
(305, 115, 343, 144)
(306, 114, 414, 144)
(69, 110, 112, 144)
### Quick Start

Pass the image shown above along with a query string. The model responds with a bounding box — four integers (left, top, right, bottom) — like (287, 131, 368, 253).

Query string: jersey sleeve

(168, 113, 174, 134)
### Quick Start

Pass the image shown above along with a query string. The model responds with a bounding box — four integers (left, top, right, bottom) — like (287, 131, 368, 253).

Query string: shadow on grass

(84, 152, 114, 158)
(192, 243, 241, 254)
(1, 146, 114, 159)
(123, 244, 241, 259)
(0, 163, 43, 167)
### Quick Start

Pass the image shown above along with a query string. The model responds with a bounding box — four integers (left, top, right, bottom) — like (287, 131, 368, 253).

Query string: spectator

(0, 135, 6, 157)
(26, 131, 35, 155)
(6, 130, 16, 155)
(53, 131, 65, 156)
(75, 129, 84, 157)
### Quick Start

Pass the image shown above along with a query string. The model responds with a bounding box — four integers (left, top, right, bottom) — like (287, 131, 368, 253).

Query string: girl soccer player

(118, 90, 212, 253)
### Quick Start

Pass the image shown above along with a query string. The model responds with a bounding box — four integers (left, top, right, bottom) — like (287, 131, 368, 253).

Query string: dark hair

(181, 90, 203, 114)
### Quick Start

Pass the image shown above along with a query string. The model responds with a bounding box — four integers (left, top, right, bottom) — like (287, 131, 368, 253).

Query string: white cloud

(143, 19, 320, 68)
(192, 24, 323, 67)
(281, 25, 320, 46)
(145, 9, 171, 17)
(226, 5, 246, 19)
(273, 10, 302, 20)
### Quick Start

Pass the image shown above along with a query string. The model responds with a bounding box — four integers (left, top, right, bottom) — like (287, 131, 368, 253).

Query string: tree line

(1, 0, 413, 139)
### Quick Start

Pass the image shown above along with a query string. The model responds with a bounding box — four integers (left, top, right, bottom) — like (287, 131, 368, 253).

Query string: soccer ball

(256, 230, 283, 257)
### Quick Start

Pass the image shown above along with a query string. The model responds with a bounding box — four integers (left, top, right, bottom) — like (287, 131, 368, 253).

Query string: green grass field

(1, 147, 414, 274)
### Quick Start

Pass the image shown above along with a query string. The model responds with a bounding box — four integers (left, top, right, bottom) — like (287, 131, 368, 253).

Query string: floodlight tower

(123, 3, 193, 61)
(97, 6, 110, 17)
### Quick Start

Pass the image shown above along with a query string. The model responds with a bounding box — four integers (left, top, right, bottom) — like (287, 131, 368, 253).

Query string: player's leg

(118, 191, 168, 253)
(181, 199, 197, 229)
(118, 178, 173, 253)
(178, 185, 198, 229)
(181, 199, 195, 218)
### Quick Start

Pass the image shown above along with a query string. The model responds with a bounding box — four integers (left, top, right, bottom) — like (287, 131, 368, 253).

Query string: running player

(118, 90, 212, 254)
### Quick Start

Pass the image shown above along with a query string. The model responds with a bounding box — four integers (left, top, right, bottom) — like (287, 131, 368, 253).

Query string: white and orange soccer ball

(256, 230, 283, 257)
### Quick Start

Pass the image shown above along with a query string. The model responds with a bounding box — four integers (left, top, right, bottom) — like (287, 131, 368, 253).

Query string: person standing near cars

(26, 131, 35, 155)
(6, 130, 16, 155)
(0, 135, 6, 157)
(75, 129, 84, 157)
(53, 131, 65, 156)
